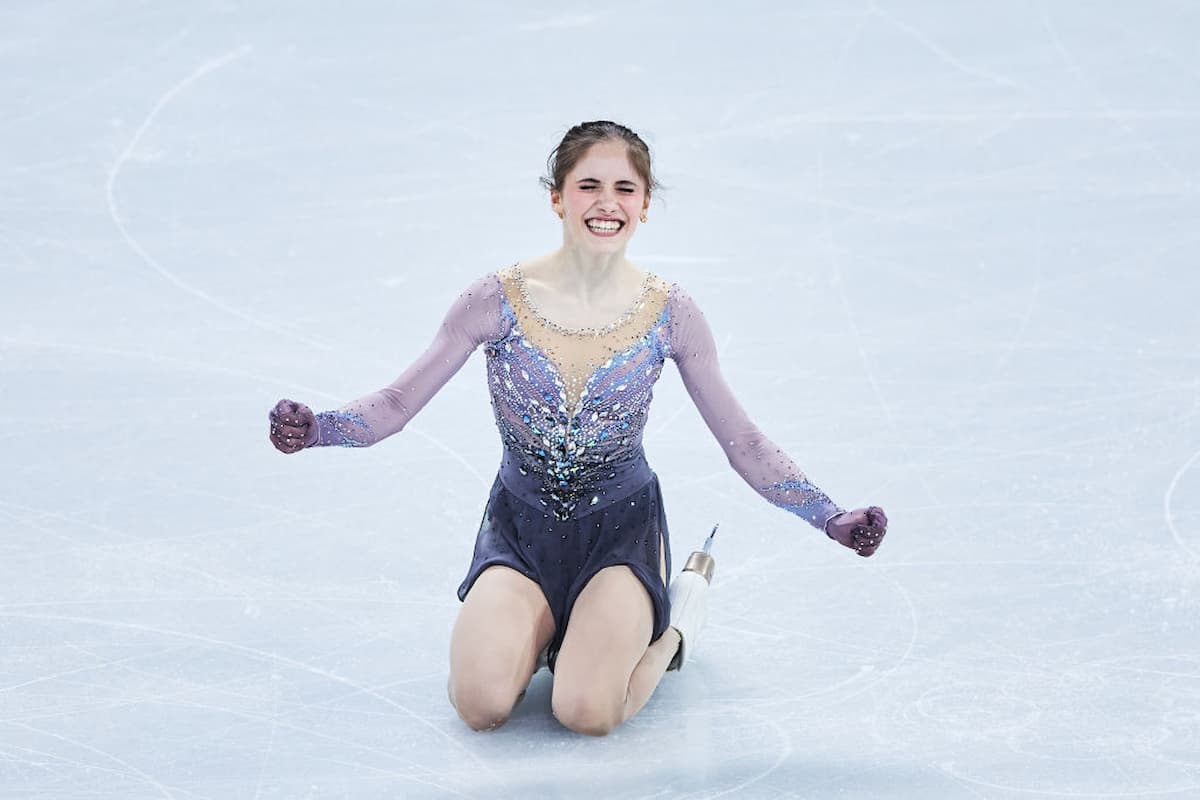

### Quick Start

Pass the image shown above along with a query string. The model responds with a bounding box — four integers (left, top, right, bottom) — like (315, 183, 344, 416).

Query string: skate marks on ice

(865, 584, 1200, 796)
(101, 45, 328, 347)
(5, 0, 1200, 797)
(0, 610, 491, 798)
(1164, 447, 1200, 566)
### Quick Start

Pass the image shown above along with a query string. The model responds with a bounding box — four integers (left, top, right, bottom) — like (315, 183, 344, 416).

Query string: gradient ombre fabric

(309, 266, 844, 651)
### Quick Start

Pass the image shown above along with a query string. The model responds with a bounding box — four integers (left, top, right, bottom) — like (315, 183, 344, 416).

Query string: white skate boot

(667, 525, 717, 671)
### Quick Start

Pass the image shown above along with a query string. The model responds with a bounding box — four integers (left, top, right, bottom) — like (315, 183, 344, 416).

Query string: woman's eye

(618, 187, 635, 194)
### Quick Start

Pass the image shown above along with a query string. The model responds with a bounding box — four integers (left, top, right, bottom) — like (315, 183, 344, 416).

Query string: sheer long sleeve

(665, 286, 844, 530)
(311, 273, 511, 447)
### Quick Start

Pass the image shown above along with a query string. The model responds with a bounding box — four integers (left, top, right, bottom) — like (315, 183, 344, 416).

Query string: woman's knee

(448, 565, 555, 731)
(550, 681, 623, 737)
(449, 677, 521, 732)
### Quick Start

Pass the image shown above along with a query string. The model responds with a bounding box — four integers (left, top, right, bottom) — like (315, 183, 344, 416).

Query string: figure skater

(268, 121, 888, 736)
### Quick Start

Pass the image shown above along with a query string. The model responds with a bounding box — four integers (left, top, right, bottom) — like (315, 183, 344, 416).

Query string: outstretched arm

(269, 273, 510, 450)
(666, 286, 848, 532)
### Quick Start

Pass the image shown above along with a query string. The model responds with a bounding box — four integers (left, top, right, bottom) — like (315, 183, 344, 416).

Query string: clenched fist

(269, 399, 317, 454)
(825, 506, 888, 557)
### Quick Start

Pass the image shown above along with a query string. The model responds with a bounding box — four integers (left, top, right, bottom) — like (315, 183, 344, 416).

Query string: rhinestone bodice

(310, 270, 844, 530)
(486, 266, 672, 518)
(501, 265, 671, 416)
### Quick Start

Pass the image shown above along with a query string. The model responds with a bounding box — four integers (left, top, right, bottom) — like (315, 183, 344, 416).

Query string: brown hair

(540, 121, 662, 198)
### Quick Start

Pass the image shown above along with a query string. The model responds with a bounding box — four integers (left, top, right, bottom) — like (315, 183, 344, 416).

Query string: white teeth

(586, 219, 622, 232)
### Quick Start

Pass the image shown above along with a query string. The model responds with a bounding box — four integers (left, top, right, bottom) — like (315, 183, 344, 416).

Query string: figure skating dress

(307, 266, 843, 665)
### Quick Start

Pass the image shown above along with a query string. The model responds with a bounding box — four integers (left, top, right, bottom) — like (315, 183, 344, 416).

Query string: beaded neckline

(511, 264, 655, 337)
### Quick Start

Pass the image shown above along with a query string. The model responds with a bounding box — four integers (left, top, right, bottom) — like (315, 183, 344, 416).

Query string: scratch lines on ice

(4, 721, 178, 799)
(1164, 447, 1200, 565)
(868, 0, 1018, 88)
(0, 610, 495, 786)
(105, 46, 330, 352)
(698, 711, 793, 799)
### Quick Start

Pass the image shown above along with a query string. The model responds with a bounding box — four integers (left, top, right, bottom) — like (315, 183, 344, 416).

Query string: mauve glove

(269, 398, 318, 454)
(825, 506, 888, 557)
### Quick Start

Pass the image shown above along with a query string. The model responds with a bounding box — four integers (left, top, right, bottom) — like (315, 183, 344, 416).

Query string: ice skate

(667, 525, 717, 671)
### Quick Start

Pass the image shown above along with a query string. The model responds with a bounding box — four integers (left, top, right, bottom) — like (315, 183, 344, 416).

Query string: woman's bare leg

(550, 565, 681, 736)
(449, 565, 555, 731)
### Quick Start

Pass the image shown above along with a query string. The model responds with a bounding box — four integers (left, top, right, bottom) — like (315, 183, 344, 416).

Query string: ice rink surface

(3, 1, 1199, 797)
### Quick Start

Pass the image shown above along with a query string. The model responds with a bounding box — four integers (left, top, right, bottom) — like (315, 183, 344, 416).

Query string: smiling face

(551, 139, 650, 253)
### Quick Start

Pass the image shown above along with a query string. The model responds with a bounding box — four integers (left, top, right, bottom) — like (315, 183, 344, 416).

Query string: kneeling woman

(268, 121, 888, 736)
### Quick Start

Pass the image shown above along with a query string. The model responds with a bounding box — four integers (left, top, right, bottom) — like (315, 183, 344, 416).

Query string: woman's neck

(540, 245, 638, 301)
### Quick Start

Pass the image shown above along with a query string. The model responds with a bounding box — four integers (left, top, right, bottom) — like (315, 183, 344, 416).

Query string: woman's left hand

(825, 506, 888, 557)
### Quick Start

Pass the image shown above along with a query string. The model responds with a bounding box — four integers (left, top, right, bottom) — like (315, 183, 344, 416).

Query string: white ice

(2, 2, 1199, 798)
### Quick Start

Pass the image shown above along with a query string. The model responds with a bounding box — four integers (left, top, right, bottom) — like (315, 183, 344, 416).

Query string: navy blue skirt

(457, 473, 673, 668)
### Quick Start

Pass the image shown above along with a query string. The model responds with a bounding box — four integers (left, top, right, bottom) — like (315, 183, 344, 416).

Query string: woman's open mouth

(585, 218, 624, 236)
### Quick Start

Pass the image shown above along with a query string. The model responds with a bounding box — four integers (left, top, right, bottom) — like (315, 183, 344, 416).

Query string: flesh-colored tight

(447, 565, 680, 736)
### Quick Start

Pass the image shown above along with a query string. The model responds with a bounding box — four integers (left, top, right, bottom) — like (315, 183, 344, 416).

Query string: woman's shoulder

(460, 268, 511, 298)
(441, 270, 515, 342)
(645, 270, 673, 295)
(446, 269, 512, 319)
(647, 272, 696, 310)
(494, 263, 519, 283)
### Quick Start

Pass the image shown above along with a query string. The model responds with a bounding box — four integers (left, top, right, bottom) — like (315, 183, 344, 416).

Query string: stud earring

(640, 212, 648, 223)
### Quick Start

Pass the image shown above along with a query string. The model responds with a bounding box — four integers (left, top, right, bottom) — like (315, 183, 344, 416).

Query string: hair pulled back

(540, 121, 661, 198)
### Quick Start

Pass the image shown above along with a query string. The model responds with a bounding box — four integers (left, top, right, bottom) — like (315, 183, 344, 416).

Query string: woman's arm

(272, 273, 510, 449)
(665, 285, 845, 531)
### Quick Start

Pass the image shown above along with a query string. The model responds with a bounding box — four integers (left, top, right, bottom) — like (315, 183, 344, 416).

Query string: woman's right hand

(825, 506, 888, 557)
(269, 399, 317, 453)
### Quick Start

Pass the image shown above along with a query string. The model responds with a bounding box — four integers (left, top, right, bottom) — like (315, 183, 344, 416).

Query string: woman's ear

(550, 190, 564, 219)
